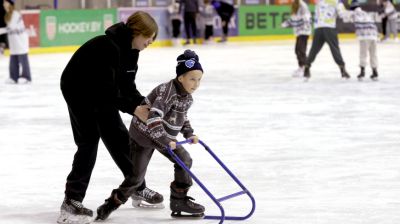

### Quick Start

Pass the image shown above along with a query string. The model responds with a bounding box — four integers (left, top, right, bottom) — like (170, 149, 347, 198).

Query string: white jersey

(282, 0, 312, 36)
(314, 0, 346, 29)
(342, 8, 378, 41)
(0, 11, 29, 55)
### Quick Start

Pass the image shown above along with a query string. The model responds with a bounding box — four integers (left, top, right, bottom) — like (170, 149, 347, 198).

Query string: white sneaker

(292, 67, 304, 77)
(5, 78, 17, 84)
(18, 77, 31, 84)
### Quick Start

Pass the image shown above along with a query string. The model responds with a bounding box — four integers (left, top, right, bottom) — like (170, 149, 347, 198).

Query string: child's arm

(0, 28, 7, 35)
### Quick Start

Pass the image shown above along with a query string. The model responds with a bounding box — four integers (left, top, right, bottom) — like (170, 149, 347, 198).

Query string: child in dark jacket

(97, 49, 205, 220)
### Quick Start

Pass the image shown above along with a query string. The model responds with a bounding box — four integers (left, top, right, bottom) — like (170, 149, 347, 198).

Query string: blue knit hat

(176, 49, 203, 77)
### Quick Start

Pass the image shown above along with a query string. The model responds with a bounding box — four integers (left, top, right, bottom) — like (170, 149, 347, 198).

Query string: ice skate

(131, 187, 165, 209)
(303, 66, 310, 81)
(370, 68, 378, 81)
(18, 77, 31, 84)
(95, 193, 122, 221)
(292, 66, 304, 77)
(57, 198, 93, 224)
(357, 67, 365, 81)
(5, 78, 17, 84)
(170, 184, 205, 219)
(340, 65, 350, 79)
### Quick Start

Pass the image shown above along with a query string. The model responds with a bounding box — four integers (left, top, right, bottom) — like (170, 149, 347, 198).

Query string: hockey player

(58, 11, 162, 224)
(96, 49, 205, 220)
(304, 0, 350, 80)
(281, 0, 312, 77)
(343, 0, 379, 81)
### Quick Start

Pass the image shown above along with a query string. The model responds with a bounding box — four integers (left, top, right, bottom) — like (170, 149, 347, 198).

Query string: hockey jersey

(282, 0, 312, 36)
(342, 7, 378, 40)
(314, 0, 346, 29)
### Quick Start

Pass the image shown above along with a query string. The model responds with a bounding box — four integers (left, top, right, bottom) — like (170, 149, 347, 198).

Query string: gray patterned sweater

(129, 79, 194, 149)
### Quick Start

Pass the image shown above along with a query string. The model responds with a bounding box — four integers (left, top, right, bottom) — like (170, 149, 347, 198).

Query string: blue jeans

(9, 54, 31, 82)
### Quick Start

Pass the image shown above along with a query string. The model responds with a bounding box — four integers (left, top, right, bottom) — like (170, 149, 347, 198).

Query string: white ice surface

(0, 39, 400, 224)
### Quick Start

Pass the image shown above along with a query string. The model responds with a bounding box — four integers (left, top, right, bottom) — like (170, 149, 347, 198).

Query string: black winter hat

(176, 49, 203, 77)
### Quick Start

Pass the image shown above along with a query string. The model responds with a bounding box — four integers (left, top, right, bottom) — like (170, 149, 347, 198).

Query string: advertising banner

(22, 10, 40, 47)
(239, 5, 314, 36)
(40, 9, 117, 47)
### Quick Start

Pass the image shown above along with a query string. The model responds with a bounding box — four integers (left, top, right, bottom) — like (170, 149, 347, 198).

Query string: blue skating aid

(166, 139, 256, 224)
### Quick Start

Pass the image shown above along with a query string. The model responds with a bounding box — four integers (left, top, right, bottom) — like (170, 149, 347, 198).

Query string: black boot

(96, 192, 122, 221)
(340, 65, 350, 79)
(370, 68, 378, 81)
(357, 67, 365, 81)
(170, 183, 205, 218)
(303, 65, 311, 80)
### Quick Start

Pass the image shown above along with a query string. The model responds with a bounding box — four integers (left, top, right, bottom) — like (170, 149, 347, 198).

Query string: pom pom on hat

(350, 0, 361, 10)
(176, 49, 203, 77)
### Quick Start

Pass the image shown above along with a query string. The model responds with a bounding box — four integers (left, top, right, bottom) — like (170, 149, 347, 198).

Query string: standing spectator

(381, 0, 398, 42)
(179, 0, 200, 45)
(343, 0, 380, 81)
(303, 0, 350, 80)
(211, 0, 234, 42)
(378, 0, 388, 41)
(57, 11, 162, 224)
(0, 0, 8, 55)
(201, 0, 215, 44)
(0, 0, 31, 84)
(281, 0, 312, 77)
(168, 0, 182, 46)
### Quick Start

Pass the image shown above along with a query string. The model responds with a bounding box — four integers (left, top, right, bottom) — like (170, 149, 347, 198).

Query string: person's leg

(18, 54, 32, 81)
(9, 55, 19, 82)
(369, 40, 379, 80)
(189, 12, 197, 43)
(64, 101, 100, 202)
(324, 28, 345, 66)
(304, 28, 325, 78)
(183, 12, 192, 43)
(306, 28, 325, 66)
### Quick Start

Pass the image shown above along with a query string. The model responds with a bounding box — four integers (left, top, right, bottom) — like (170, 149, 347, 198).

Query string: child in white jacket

(343, 0, 379, 81)
(0, 0, 31, 84)
(282, 0, 311, 77)
(381, 0, 398, 41)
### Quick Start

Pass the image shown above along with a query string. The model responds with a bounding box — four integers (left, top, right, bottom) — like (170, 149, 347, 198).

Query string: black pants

(295, 35, 309, 67)
(306, 28, 345, 67)
(62, 90, 135, 202)
(381, 16, 387, 36)
(114, 136, 193, 201)
(205, 25, 214, 40)
(183, 12, 197, 40)
(9, 54, 31, 82)
(171, 19, 181, 38)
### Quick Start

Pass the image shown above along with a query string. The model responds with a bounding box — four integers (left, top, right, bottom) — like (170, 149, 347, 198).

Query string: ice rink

(0, 39, 400, 224)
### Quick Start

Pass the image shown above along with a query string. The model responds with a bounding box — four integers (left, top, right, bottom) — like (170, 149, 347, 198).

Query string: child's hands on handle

(188, 135, 199, 144)
(169, 141, 177, 150)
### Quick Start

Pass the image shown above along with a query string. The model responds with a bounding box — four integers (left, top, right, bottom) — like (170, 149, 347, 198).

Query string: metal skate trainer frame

(167, 139, 256, 224)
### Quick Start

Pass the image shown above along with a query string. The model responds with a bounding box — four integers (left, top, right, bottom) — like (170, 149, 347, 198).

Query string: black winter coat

(60, 22, 144, 115)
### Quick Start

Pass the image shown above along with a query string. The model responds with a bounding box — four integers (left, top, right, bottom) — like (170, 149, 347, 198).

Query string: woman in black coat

(58, 11, 159, 224)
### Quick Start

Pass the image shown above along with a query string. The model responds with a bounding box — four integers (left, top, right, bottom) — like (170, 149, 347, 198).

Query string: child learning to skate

(343, 0, 380, 81)
(281, 0, 311, 77)
(96, 49, 205, 220)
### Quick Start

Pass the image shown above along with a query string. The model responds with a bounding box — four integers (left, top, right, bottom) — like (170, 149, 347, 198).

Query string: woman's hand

(134, 105, 150, 122)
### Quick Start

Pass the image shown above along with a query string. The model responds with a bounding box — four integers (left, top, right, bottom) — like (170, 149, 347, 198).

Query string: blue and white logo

(185, 59, 195, 68)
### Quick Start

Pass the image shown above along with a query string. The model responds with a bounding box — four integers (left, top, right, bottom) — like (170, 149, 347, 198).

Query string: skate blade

(132, 200, 165, 209)
(57, 210, 93, 224)
(171, 211, 204, 219)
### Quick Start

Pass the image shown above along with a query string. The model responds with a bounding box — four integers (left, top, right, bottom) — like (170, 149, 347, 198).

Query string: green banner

(40, 9, 117, 47)
(239, 5, 314, 36)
